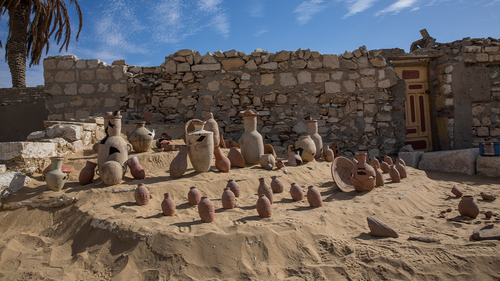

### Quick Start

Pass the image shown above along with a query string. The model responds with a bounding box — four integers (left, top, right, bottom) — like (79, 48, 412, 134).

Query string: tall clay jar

(374, 166, 384, 187)
(226, 180, 240, 198)
(97, 111, 130, 175)
(214, 147, 231, 173)
(389, 165, 401, 183)
(135, 183, 150, 206)
(350, 152, 376, 192)
(198, 197, 215, 223)
(307, 186, 322, 207)
(186, 121, 214, 173)
(295, 135, 316, 162)
(290, 183, 304, 201)
(188, 186, 201, 205)
(270, 176, 284, 193)
(79, 161, 97, 185)
(258, 177, 274, 204)
(44, 157, 69, 191)
(238, 107, 264, 165)
(305, 118, 323, 160)
(127, 156, 145, 179)
(257, 194, 272, 218)
(161, 193, 176, 216)
(127, 121, 154, 153)
(222, 187, 236, 209)
(204, 112, 220, 148)
(458, 195, 480, 218)
(170, 147, 188, 178)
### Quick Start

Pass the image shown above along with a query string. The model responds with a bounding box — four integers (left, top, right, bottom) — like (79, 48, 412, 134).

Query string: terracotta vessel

(226, 180, 240, 198)
(238, 107, 264, 165)
(484, 211, 493, 219)
(322, 146, 334, 162)
(257, 194, 272, 218)
(367, 216, 398, 238)
(99, 160, 124, 185)
(188, 186, 201, 205)
(198, 196, 215, 223)
(389, 165, 401, 183)
(97, 111, 130, 179)
(227, 147, 246, 168)
(224, 139, 234, 148)
(203, 112, 220, 148)
(350, 152, 376, 192)
(396, 158, 406, 167)
(384, 155, 393, 166)
(290, 183, 304, 201)
(127, 121, 154, 153)
(169, 147, 188, 178)
(331, 143, 340, 158)
(260, 154, 276, 170)
(156, 133, 172, 148)
(458, 195, 480, 218)
(380, 161, 390, 173)
(295, 135, 316, 162)
(161, 192, 176, 216)
(307, 186, 322, 207)
(214, 147, 231, 173)
(276, 160, 285, 169)
(258, 177, 274, 204)
(351, 158, 358, 165)
(42, 162, 71, 175)
(135, 183, 150, 206)
(44, 157, 69, 191)
(371, 157, 380, 169)
(451, 185, 463, 197)
(160, 139, 174, 149)
(395, 162, 407, 179)
(270, 176, 284, 193)
(127, 156, 145, 180)
(287, 145, 303, 166)
(79, 161, 97, 185)
(186, 120, 214, 173)
(222, 187, 236, 209)
(264, 144, 277, 159)
(374, 166, 384, 186)
(305, 118, 323, 160)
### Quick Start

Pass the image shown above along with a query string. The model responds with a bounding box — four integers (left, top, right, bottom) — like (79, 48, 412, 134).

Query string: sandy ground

(0, 142, 499, 280)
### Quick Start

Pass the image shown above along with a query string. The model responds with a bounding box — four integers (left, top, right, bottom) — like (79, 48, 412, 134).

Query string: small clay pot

(371, 157, 380, 169)
(380, 161, 390, 173)
(222, 187, 236, 209)
(276, 160, 285, 169)
(257, 194, 272, 218)
(374, 166, 384, 187)
(270, 176, 284, 193)
(258, 177, 273, 204)
(226, 180, 240, 198)
(214, 147, 231, 173)
(161, 193, 176, 216)
(389, 165, 401, 183)
(170, 147, 188, 178)
(458, 195, 480, 218)
(307, 186, 322, 207)
(290, 183, 304, 201)
(396, 158, 406, 167)
(384, 155, 393, 166)
(227, 147, 246, 168)
(322, 146, 334, 162)
(260, 154, 276, 170)
(451, 185, 463, 197)
(198, 196, 215, 223)
(395, 162, 407, 178)
(127, 156, 145, 180)
(135, 183, 150, 206)
(100, 160, 124, 185)
(79, 161, 97, 185)
(188, 186, 201, 205)
(485, 211, 493, 219)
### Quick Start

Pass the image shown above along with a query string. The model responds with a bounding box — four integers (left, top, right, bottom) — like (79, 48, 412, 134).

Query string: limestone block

(477, 155, 500, 177)
(87, 59, 99, 68)
(357, 57, 370, 68)
(191, 64, 221, 71)
(27, 131, 46, 141)
(64, 83, 77, 95)
(279, 73, 297, 86)
(199, 95, 214, 106)
(259, 62, 278, 70)
(369, 58, 386, 67)
(361, 77, 376, 88)
(398, 151, 424, 169)
(0, 164, 5, 174)
(274, 51, 291, 62)
(96, 69, 111, 80)
(238, 81, 252, 89)
(177, 49, 194, 56)
(322, 54, 340, 69)
(164, 60, 177, 73)
(44, 58, 57, 70)
(181, 97, 197, 107)
(341, 59, 358, 70)
(477, 127, 489, 137)
(325, 82, 341, 93)
(177, 62, 191, 72)
(80, 70, 95, 81)
(162, 83, 175, 91)
(290, 60, 307, 69)
(202, 53, 218, 64)
(343, 80, 356, 92)
(314, 73, 329, 83)
(490, 128, 500, 136)
(277, 94, 287, 104)
(224, 49, 238, 58)
(307, 59, 322, 69)
(331, 71, 343, 80)
(82, 123, 97, 131)
(221, 58, 245, 71)
(0, 172, 31, 199)
(378, 79, 391, 88)
(221, 80, 238, 89)
(292, 122, 307, 134)
(0, 142, 57, 161)
(207, 80, 220, 91)
(57, 58, 75, 70)
(68, 140, 84, 153)
(245, 60, 258, 70)
(46, 124, 83, 142)
(418, 148, 479, 175)
(112, 65, 126, 80)
(260, 74, 275, 86)
(77, 84, 94, 94)
(297, 71, 312, 84)
(241, 73, 251, 81)
(104, 98, 117, 108)
(55, 71, 75, 83)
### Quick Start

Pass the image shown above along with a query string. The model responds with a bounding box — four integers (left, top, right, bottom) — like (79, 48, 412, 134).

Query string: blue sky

(1, 0, 499, 88)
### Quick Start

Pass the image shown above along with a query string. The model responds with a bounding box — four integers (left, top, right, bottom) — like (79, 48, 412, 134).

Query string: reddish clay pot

(380, 161, 390, 173)
(79, 161, 97, 185)
(127, 156, 145, 180)
(451, 185, 463, 197)
(258, 177, 273, 204)
(227, 147, 245, 168)
(170, 147, 188, 178)
(226, 180, 240, 198)
(188, 186, 201, 205)
(307, 186, 322, 207)
(389, 165, 401, 183)
(135, 183, 150, 206)
(331, 143, 340, 158)
(384, 155, 393, 166)
(276, 160, 285, 169)
(222, 187, 236, 209)
(214, 147, 230, 173)
(290, 183, 304, 201)
(204, 112, 220, 148)
(161, 193, 176, 216)
(458, 195, 480, 218)
(270, 176, 284, 193)
(395, 162, 407, 178)
(367, 216, 398, 238)
(198, 196, 215, 223)
(374, 166, 384, 187)
(396, 158, 406, 167)
(42, 163, 72, 175)
(350, 153, 376, 192)
(257, 194, 272, 218)
(370, 157, 380, 169)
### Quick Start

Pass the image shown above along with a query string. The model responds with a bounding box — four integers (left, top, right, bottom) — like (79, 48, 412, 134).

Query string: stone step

(418, 148, 479, 175)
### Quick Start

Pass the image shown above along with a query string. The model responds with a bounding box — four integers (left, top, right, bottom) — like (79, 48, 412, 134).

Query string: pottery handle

(95, 168, 100, 176)
(63, 173, 69, 181)
(126, 143, 133, 152)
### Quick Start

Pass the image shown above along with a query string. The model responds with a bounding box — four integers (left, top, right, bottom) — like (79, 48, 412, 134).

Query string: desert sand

(0, 142, 499, 280)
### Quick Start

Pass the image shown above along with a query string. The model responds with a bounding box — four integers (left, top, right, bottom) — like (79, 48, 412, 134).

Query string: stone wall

(0, 86, 49, 105)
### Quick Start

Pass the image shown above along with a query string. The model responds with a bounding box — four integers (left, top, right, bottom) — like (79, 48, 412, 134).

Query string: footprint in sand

(178, 225, 191, 233)
(0, 259, 20, 272)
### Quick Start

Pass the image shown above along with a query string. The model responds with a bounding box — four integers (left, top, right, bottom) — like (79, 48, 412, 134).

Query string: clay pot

(396, 158, 406, 167)
(389, 165, 401, 183)
(170, 147, 188, 178)
(270, 176, 284, 193)
(99, 160, 124, 185)
(257, 194, 272, 218)
(258, 177, 273, 204)
(238, 107, 264, 165)
(42, 162, 71, 175)
(214, 147, 230, 173)
(127, 156, 145, 180)
(135, 183, 150, 206)
(227, 147, 246, 168)
(288, 145, 303, 166)
(226, 180, 240, 198)
(458, 195, 480, 218)
(198, 196, 215, 223)
(384, 155, 393, 166)
(222, 187, 236, 209)
(44, 157, 69, 191)
(127, 121, 154, 153)
(374, 166, 384, 187)
(395, 162, 407, 179)
(204, 112, 220, 148)
(97, 111, 130, 175)
(370, 157, 380, 169)
(186, 121, 214, 173)
(350, 153, 376, 192)
(485, 211, 493, 219)
(188, 186, 202, 205)
(295, 135, 316, 162)
(307, 186, 322, 207)
(290, 183, 304, 201)
(322, 146, 334, 162)
(79, 161, 97, 185)
(305, 118, 323, 160)
(331, 143, 340, 158)
(367, 216, 398, 238)
(161, 193, 176, 216)
(260, 154, 276, 170)
(276, 160, 285, 169)
(264, 144, 277, 159)
(380, 161, 390, 173)
(451, 185, 463, 197)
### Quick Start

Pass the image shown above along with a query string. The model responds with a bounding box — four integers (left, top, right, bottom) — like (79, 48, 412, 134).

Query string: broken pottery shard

(472, 225, 500, 241)
(480, 192, 496, 201)
(408, 235, 441, 243)
(367, 216, 398, 238)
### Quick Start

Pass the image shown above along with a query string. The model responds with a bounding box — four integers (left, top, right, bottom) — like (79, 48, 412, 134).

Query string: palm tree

(0, 0, 82, 87)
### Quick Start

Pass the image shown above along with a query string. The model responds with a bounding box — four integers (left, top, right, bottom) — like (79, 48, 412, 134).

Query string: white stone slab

(476, 155, 500, 177)
(0, 142, 57, 161)
(0, 172, 31, 199)
(418, 148, 479, 175)
(398, 151, 424, 169)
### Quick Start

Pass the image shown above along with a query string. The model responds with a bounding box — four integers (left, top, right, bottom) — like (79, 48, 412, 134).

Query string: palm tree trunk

(7, 1, 29, 88)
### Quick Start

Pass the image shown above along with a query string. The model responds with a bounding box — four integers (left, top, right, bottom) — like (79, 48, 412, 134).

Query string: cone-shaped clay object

(380, 161, 390, 173)
(188, 186, 201, 205)
(227, 147, 245, 168)
(270, 175, 284, 193)
(135, 183, 149, 206)
(214, 147, 231, 173)
(374, 166, 384, 187)
(395, 162, 406, 179)
(226, 180, 240, 198)
(161, 193, 176, 216)
(258, 177, 273, 204)
(389, 165, 401, 183)
(290, 183, 304, 201)
(451, 185, 463, 197)
(222, 187, 236, 209)
(257, 194, 272, 218)
(384, 155, 393, 166)
(367, 216, 398, 238)
(198, 196, 215, 223)
(307, 186, 322, 207)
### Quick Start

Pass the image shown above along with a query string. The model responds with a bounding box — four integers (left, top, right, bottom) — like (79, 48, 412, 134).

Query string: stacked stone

(0, 86, 48, 105)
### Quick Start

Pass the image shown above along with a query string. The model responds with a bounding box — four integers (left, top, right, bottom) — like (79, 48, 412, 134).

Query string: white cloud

(375, 0, 418, 16)
(293, 0, 326, 25)
(343, 0, 378, 19)
(254, 29, 268, 37)
(250, 0, 265, 17)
